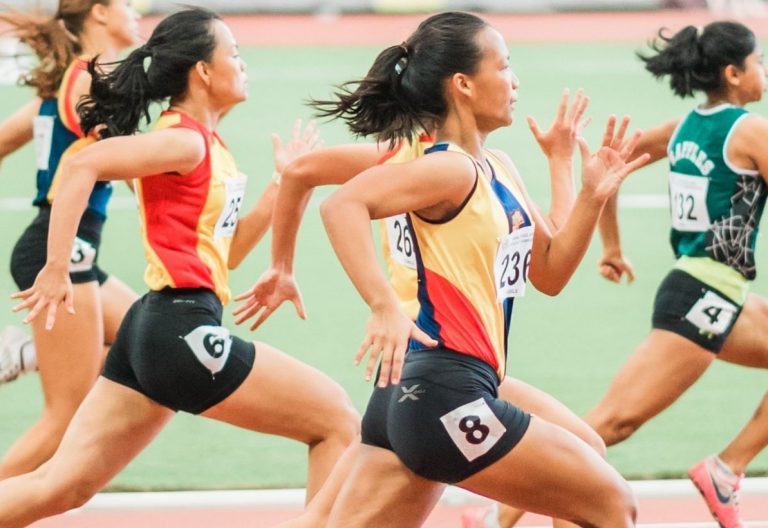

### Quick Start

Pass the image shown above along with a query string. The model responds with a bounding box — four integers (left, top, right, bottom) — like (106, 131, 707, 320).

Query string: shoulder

(417, 148, 477, 180)
(731, 113, 768, 146)
(108, 126, 207, 177)
(488, 148, 517, 171)
(151, 126, 207, 162)
(488, 148, 525, 187)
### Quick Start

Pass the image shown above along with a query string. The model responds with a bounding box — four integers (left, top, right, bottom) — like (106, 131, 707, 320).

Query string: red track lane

(27, 490, 768, 527)
(138, 9, 768, 46)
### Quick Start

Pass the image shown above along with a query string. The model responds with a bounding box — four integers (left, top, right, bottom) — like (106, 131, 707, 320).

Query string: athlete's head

(0, 0, 140, 98)
(79, 7, 246, 139)
(312, 12, 517, 145)
(640, 22, 764, 102)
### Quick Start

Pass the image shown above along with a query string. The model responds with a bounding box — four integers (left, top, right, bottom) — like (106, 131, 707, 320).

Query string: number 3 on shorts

(685, 290, 738, 336)
(440, 398, 507, 462)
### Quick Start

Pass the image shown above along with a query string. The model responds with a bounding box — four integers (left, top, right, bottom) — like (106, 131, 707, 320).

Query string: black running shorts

(10, 205, 109, 290)
(652, 269, 743, 353)
(102, 288, 256, 414)
(361, 348, 531, 483)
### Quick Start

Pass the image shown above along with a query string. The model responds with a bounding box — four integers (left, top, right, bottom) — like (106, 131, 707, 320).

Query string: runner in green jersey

(586, 21, 768, 528)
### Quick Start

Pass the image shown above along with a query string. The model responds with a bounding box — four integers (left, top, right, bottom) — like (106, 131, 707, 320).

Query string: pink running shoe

(688, 455, 745, 528)
(460, 503, 499, 528)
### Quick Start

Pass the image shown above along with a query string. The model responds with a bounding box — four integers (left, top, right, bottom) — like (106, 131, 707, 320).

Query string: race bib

(440, 398, 507, 462)
(669, 172, 710, 232)
(69, 237, 96, 273)
(494, 225, 534, 302)
(384, 214, 416, 269)
(685, 290, 738, 336)
(214, 175, 246, 239)
(33, 115, 54, 171)
(182, 325, 233, 376)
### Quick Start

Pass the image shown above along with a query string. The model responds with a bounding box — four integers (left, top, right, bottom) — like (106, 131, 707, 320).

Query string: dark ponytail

(639, 21, 755, 98)
(78, 7, 220, 139)
(311, 12, 488, 144)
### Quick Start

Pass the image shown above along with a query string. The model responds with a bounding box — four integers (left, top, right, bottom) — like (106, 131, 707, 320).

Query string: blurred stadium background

(0, 0, 766, 499)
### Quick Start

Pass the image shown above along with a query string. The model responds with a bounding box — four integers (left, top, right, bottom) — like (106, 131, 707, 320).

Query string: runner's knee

(309, 388, 360, 447)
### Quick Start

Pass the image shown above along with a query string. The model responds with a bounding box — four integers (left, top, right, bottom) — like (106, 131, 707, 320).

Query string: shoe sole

(689, 474, 727, 528)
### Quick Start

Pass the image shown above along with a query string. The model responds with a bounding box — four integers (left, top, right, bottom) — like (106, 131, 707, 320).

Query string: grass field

(0, 40, 766, 491)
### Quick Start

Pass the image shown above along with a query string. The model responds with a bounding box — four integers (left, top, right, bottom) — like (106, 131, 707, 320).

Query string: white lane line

(73, 477, 768, 510)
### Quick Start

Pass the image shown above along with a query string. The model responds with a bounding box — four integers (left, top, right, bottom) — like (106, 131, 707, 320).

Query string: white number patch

(685, 290, 738, 336)
(494, 225, 534, 302)
(69, 237, 96, 273)
(33, 115, 54, 171)
(214, 176, 246, 239)
(182, 325, 233, 376)
(669, 172, 710, 232)
(384, 214, 416, 269)
(440, 398, 507, 462)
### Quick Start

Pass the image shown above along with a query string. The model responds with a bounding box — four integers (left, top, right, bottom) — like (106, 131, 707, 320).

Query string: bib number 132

(669, 172, 710, 232)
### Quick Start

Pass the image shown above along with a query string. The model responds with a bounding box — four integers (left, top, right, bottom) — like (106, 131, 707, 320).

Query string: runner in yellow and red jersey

(3, 9, 358, 527)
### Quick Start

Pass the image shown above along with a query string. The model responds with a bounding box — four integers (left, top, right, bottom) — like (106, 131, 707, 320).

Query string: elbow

(281, 155, 309, 184)
(537, 283, 565, 297)
(59, 153, 83, 178)
(227, 255, 241, 271)
(60, 151, 95, 183)
(227, 241, 243, 270)
(530, 273, 566, 297)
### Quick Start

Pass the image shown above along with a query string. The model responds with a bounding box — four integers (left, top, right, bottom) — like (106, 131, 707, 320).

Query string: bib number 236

(494, 225, 533, 302)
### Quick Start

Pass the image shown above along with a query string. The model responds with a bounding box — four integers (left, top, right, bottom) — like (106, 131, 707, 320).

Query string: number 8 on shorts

(440, 398, 507, 462)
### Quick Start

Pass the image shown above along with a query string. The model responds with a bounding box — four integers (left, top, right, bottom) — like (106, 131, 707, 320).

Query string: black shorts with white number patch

(652, 269, 743, 353)
(10, 205, 109, 289)
(361, 348, 530, 483)
(103, 288, 255, 414)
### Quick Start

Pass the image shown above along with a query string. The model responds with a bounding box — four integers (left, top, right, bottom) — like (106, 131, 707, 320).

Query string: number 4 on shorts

(440, 398, 507, 462)
(685, 290, 738, 336)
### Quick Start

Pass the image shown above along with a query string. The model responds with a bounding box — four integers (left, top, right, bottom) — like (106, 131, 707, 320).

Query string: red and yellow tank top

(136, 111, 246, 304)
(378, 131, 434, 320)
(408, 144, 534, 380)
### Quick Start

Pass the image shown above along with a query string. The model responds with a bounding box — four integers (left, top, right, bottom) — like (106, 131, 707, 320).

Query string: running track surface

(139, 8, 768, 46)
(20, 8, 768, 528)
(27, 479, 768, 527)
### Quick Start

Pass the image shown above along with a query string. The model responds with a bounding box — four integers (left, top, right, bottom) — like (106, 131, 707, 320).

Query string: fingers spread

(601, 115, 617, 147)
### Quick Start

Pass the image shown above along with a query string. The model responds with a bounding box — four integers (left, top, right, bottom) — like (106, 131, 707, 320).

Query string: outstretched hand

(578, 116, 650, 203)
(10, 264, 74, 330)
(528, 88, 591, 161)
(233, 268, 306, 331)
(272, 119, 322, 176)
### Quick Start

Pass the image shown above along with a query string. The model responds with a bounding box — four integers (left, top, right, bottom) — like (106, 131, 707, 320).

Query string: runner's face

(102, 0, 141, 49)
(738, 49, 766, 104)
(206, 20, 248, 107)
(466, 27, 519, 131)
